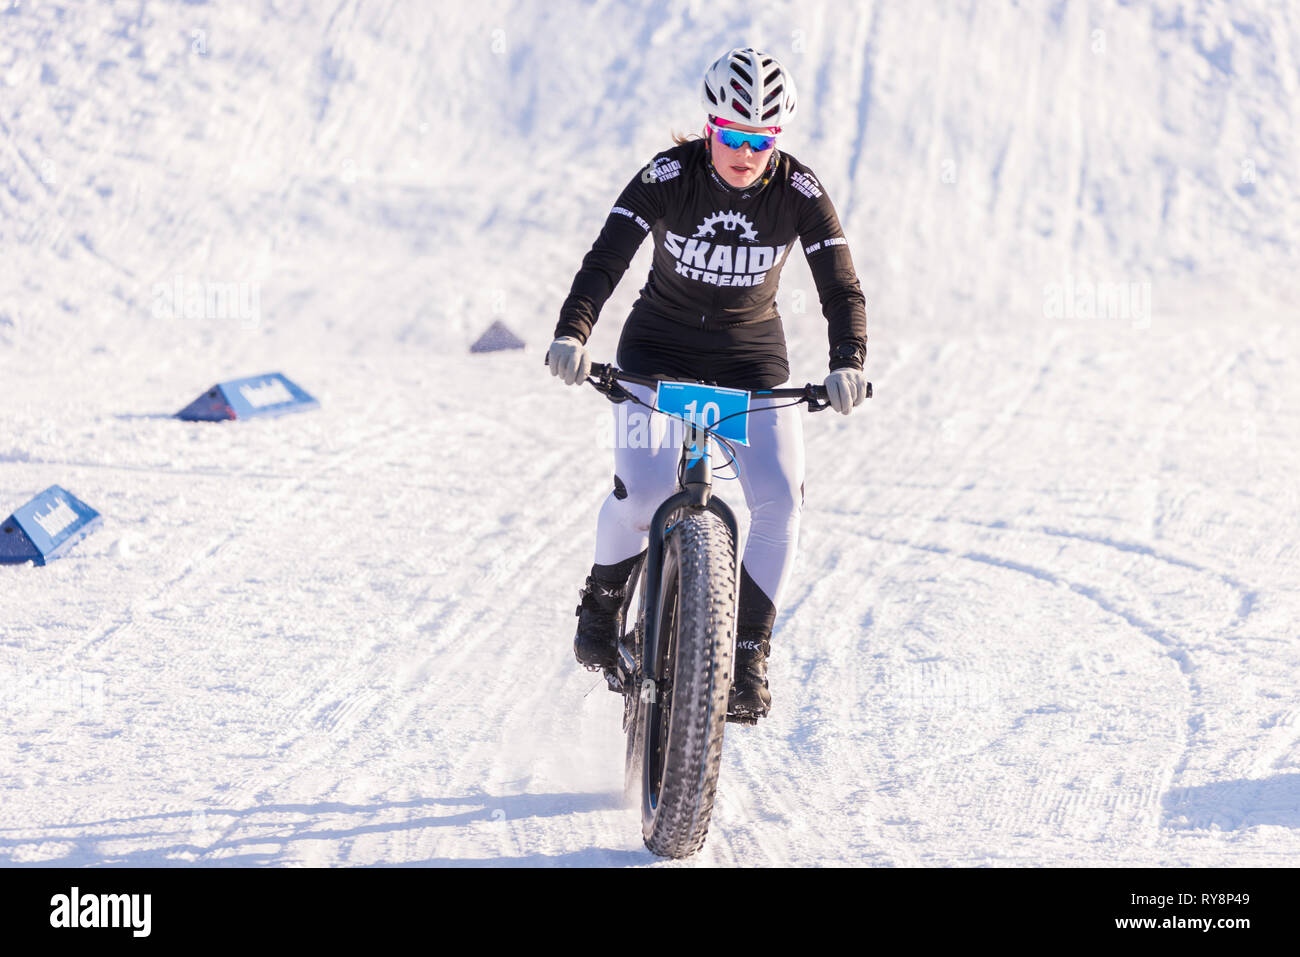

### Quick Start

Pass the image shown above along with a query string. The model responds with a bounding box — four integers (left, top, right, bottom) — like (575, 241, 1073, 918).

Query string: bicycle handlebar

(587, 362, 871, 409)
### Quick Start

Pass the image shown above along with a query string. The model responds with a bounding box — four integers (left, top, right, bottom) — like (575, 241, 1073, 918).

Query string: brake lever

(804, 383, 831, 413)
(805, 380, 872, 412)
(602, 380, 633, 403)
(583, 364, 633, 403)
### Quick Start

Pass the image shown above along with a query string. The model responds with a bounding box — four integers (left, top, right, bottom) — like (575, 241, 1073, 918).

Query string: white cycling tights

(592, 382, 805, 628)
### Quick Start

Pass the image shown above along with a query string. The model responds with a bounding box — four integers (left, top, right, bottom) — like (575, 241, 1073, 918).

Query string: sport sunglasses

(711, 125, 777, 152)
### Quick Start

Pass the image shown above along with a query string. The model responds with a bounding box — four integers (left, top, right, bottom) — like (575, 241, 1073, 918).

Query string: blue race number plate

(655, 381, 751, 446)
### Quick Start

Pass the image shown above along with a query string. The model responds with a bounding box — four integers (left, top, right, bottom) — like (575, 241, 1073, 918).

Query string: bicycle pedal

(725, 712, 761, 726)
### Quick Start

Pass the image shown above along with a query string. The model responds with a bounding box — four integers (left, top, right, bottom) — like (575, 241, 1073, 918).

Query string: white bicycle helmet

(700, 47, 798, 128)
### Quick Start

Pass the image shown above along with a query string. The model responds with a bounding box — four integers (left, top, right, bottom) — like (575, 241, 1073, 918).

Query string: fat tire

(638, 508, 737, 858)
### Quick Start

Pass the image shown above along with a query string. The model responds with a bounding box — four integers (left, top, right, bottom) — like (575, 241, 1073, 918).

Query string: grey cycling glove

(546, 336, 592, 386)
(824, 368, 869, 415)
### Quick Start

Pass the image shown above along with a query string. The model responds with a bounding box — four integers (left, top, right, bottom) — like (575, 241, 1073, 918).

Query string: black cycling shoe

(728, 632, 772, 720)
(572, 553, 644, 671)
(573, 575, 629, 671)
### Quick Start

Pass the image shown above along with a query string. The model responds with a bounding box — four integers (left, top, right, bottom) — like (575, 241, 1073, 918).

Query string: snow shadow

(1162, 774, 1300, 831)
(382, 847, 654, 868)
(0, 790, 640, 867)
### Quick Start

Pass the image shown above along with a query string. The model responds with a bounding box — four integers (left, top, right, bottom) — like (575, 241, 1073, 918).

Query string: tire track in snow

(196, 430, 625, 864)
(753, 335, 1182, 859)
(727, 337, 1068, 863)
(56, 419, 442, 863)
(847, 529, 1195, 844)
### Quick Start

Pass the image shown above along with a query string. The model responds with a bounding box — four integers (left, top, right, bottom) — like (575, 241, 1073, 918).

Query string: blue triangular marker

(470, 320, 526, 353)
(177, 372, 319, 421)
(0, 486, 102, 565)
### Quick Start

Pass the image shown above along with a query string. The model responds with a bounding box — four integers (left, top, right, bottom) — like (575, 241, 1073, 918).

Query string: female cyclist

(546, 47, 869, 720)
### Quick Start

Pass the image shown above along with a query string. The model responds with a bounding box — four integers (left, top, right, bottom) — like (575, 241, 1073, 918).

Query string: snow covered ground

(1, 0, 1297, 866)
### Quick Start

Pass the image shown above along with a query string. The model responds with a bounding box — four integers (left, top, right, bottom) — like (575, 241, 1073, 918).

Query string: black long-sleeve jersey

(555, 138, 867, 390)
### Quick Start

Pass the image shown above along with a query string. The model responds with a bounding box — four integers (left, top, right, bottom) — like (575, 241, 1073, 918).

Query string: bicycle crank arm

(601, 638, 641, 696)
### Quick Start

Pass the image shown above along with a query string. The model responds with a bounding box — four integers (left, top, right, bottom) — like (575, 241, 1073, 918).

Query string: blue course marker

(176, 372, 319, 421)
(0, 486, 102, 566)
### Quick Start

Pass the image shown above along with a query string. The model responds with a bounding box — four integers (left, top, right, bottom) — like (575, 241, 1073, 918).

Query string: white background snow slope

(1, 0, 1298, 866)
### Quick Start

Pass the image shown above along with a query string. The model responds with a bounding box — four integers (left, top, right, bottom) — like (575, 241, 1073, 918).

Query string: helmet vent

(701, 47, 797, 128)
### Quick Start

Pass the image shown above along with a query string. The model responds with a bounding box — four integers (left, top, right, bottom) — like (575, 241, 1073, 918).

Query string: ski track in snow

(2, 0, 1299, 866)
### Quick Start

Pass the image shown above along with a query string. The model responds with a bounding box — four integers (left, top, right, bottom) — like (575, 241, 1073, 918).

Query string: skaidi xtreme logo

(662, 209, 788, 287)
(641, 156, 683, 183)
(694, 210, 758, 242)
(49, 887, 151, 937)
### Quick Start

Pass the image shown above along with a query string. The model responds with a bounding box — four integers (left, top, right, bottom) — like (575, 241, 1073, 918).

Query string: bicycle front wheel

(638, 508, 737, 859)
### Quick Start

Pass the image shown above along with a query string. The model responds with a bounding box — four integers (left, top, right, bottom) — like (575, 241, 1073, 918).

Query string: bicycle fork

(640, 422, 742, 694)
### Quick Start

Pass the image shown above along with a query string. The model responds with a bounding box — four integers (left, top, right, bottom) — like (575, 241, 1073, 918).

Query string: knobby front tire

(637, 508, 737, 859)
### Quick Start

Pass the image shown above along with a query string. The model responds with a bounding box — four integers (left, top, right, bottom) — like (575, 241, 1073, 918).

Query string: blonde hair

(672, 130, 703, 146)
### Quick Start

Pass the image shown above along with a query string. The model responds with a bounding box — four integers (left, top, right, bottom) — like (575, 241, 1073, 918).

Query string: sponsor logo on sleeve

(791, 171, 823, 199)
(611, 205, 651, 231)
(641, 156, 683, 184)
(804, 235, 847, 255)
